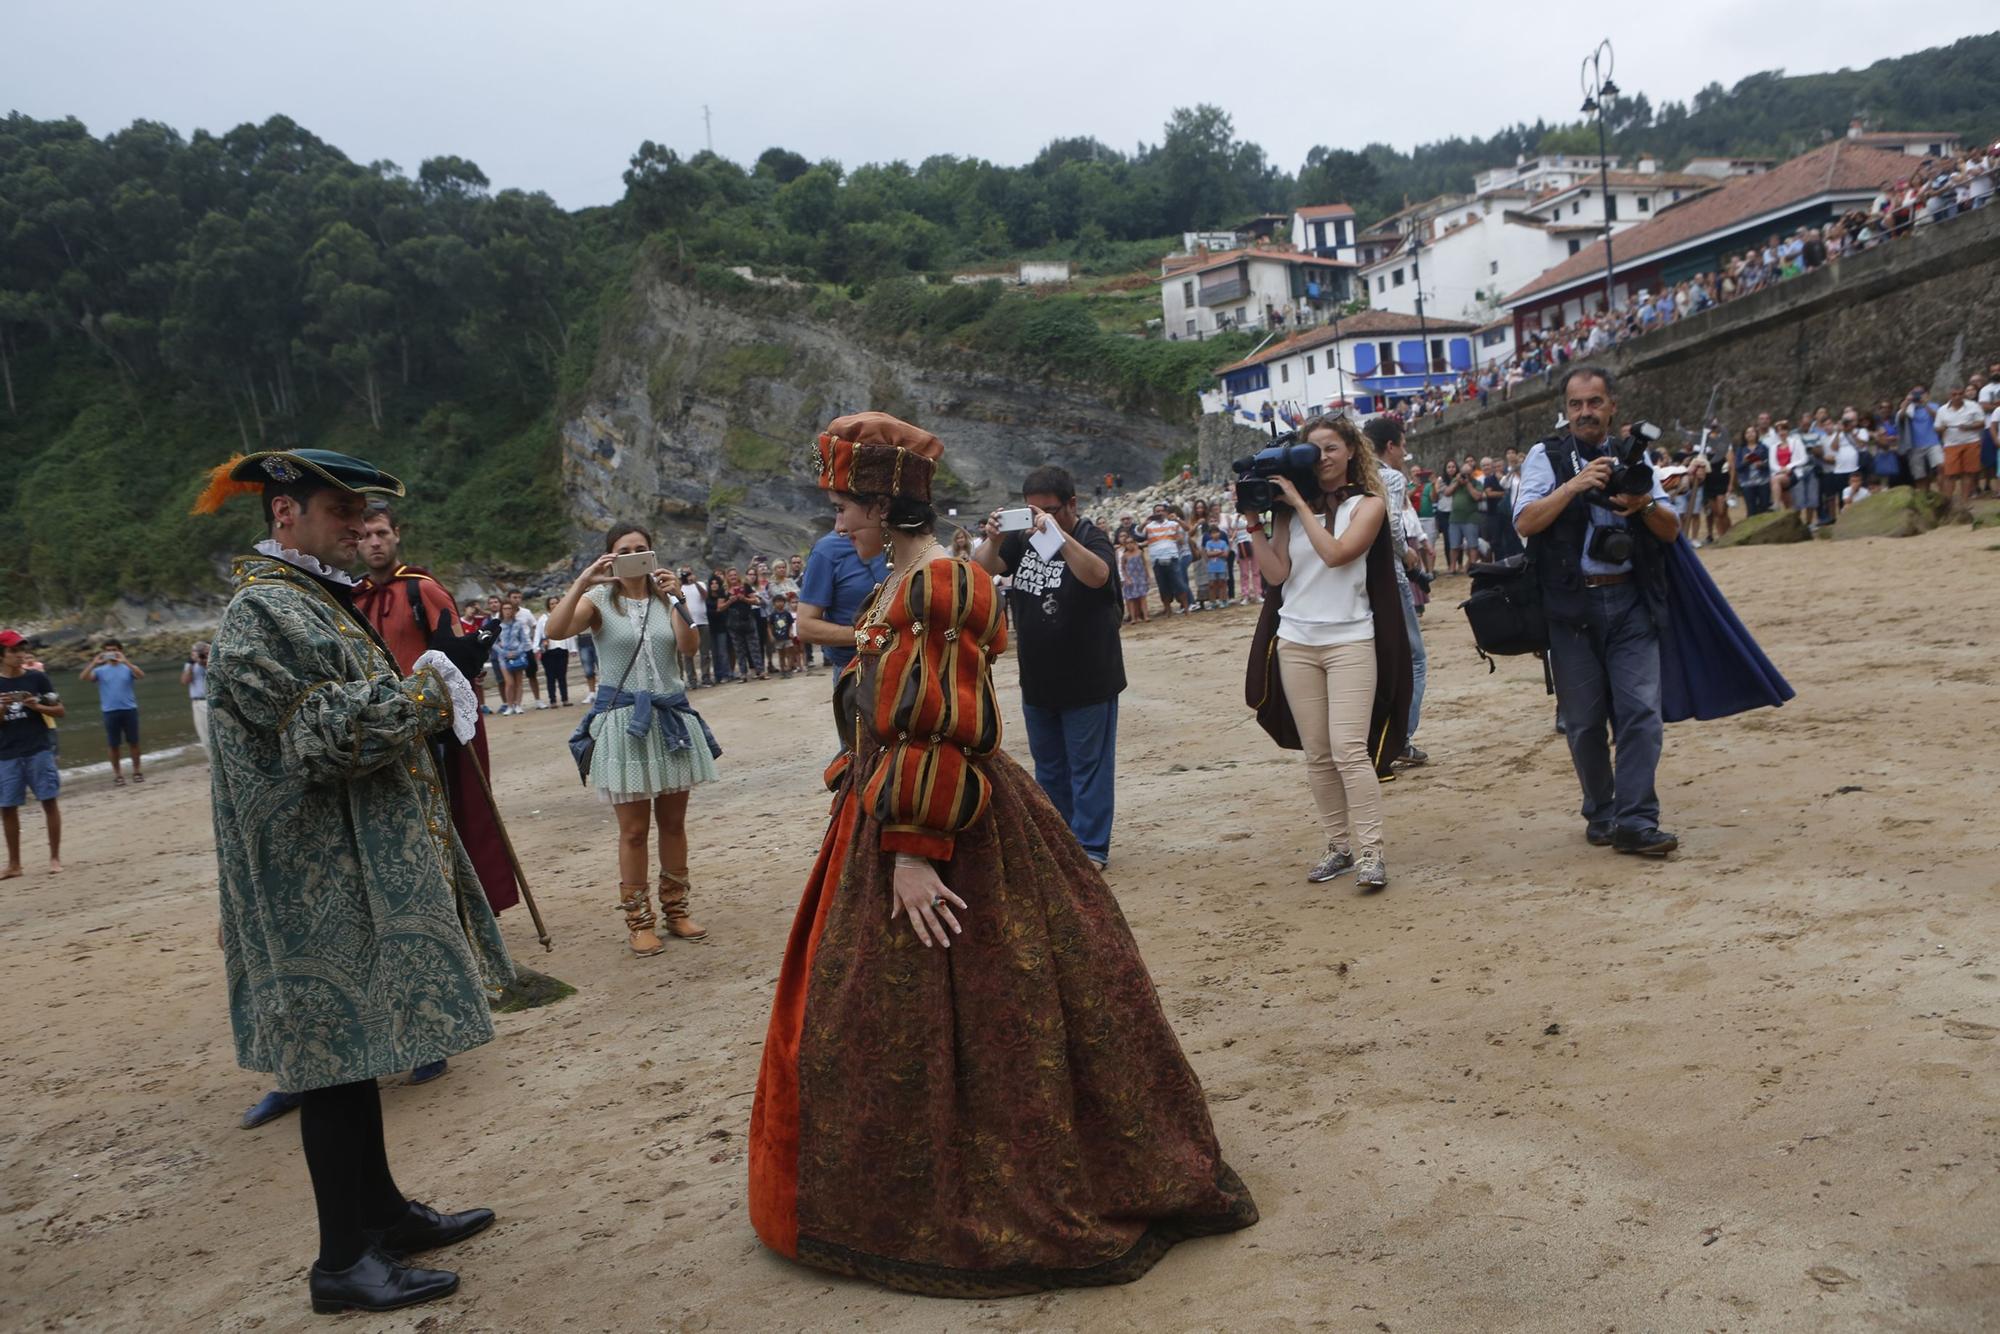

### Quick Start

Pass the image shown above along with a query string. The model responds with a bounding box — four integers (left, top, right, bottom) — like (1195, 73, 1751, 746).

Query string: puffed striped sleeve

(861, 558, 1007, 859)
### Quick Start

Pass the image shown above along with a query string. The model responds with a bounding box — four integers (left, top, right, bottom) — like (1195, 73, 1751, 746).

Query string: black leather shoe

(1612, 826, 1679, 857)
(308, 1247, 457, 1314)
(365, 1201, 496, 1258)
(1585, 823, 1615, 847)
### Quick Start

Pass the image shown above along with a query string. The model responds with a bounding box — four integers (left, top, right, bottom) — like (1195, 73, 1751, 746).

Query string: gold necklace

(863, 540, 946, 629)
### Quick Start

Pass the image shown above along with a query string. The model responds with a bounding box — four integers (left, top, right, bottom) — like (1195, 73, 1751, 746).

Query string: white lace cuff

(413, 651, 478, 744)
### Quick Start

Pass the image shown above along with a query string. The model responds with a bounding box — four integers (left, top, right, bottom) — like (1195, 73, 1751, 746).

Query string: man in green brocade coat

(198, 448, 513, 1316)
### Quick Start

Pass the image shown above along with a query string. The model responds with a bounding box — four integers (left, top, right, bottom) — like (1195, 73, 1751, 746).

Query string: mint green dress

(585, 584, 721, 803)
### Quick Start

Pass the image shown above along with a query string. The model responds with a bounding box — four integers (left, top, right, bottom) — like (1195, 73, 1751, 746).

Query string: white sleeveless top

(1278, 494, 1374, 647)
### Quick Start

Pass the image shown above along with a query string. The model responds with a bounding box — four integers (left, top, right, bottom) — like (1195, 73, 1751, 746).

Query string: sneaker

(1612, 826, 1679, 857)
(1397, 743, 1429, 767)
(534, 701, 549, 710)
(1585, 822, 1615, 847)
(1306, 845, 1354, 883)
(1354, 849, 1387, 889)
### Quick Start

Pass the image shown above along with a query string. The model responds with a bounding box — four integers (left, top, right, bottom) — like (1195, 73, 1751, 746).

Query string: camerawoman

(1238, 415, 1409, 890)
(1512, 365, 1680, 856)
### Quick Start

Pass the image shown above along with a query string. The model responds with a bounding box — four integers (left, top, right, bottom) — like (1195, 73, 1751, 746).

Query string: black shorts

(1702, 470, 1731, 500)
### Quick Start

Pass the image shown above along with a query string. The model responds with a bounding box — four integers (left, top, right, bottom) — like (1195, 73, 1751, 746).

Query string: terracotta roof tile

(1503, 141, 1910, 306)
(1293, 202, 1356, 218)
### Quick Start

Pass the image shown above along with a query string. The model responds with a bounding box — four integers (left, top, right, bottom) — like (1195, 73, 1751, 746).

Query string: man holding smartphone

(1, 629, 64, 878)
(973, 466, 1123, 869)
(80, 640, 145, 785)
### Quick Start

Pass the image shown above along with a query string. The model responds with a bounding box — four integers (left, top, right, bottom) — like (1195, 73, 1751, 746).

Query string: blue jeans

(1547, 581, 1663, 832)
(1020, 696, 1118, 862)
(1397, 574, 1427, 738)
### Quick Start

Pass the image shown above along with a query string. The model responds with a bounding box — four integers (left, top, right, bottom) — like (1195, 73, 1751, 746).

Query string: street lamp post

(1581, 38, 1620, 320)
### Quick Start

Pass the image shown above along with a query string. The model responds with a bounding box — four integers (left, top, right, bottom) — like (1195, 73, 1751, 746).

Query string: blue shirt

(1904, 403, 1940, 449)
(800, 530, 889, 670)
(90, 661, 138, 713)
(1514, 438, 1673, 577)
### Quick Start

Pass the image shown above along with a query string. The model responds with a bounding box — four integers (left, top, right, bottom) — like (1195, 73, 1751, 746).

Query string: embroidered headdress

(810, 412, 944, 503)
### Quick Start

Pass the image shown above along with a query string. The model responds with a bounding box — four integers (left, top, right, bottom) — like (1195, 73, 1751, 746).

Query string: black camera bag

(1458, 553, 1548, 667)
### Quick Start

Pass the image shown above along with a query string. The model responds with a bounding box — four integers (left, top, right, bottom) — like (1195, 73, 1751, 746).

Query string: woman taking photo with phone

(749, 412, 1255, 1297)
(1243, 414, 1404, 890)
(546, 524, 722, 956)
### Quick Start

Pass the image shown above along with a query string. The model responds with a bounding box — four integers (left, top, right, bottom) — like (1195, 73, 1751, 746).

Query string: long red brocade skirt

(748, 740, 1257, 1296)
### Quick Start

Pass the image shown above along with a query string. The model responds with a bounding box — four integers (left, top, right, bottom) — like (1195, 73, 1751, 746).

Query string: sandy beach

(7, 525, 1999, 1333)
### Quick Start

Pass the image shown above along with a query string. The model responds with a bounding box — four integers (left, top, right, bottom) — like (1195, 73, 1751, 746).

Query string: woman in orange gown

(748, 413, 1256, 1297)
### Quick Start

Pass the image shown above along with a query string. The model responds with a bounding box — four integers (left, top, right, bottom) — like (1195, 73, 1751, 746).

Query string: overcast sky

(7, 3, 1992, 209)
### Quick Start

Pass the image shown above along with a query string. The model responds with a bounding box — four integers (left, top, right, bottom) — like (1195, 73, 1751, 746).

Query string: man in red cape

(353, 507, 521, 915)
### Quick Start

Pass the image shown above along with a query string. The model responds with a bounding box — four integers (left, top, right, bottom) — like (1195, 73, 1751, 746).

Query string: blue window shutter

(1352, 343, 1377, 375)
(1397, 341, 1424, 374)
(1449, 337, 1471, 370)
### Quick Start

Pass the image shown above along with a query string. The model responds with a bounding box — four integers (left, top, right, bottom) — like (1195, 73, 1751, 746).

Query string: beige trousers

(1276, 637, 1384, 855)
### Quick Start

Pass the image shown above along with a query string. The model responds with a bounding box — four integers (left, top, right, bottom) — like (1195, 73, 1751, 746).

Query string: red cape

(354, 567, 521, 913)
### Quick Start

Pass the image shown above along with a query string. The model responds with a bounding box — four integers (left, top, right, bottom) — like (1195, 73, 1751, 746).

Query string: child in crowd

(1118, 535, 1150, 625)
(772, 597, 798, 678)
(1202, 525, 1231, 606)
(784, 593, 805, 675)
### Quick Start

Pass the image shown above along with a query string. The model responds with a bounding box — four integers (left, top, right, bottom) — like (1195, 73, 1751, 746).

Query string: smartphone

(996, 507, 1034, 533)
(610, 550, 659, 579)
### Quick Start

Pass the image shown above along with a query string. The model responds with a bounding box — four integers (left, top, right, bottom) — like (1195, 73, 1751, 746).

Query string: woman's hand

(888, 857, 966, 948)
(650, 567, 682, 600)
(1272, 475, 1310, 512)
(578, 553, 617, 587)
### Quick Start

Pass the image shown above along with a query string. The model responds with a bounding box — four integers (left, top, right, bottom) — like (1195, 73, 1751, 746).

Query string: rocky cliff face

(558, 280, 1191, 568)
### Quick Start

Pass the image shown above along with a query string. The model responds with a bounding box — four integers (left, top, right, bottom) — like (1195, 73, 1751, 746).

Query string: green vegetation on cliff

(5, 36, 1995, 612)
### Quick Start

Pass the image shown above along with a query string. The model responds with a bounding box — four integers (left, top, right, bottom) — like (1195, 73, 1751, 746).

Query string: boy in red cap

(0, 630, 64, 877)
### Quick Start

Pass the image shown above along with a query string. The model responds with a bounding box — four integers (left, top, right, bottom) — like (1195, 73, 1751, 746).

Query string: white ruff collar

(254, 538, 358, 587)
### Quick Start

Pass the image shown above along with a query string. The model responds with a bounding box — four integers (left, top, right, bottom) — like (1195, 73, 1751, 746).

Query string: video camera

(1231, 435, 1322, 514)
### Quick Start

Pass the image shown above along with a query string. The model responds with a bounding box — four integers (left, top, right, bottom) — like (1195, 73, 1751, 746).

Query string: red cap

(0, 630, 23, 648)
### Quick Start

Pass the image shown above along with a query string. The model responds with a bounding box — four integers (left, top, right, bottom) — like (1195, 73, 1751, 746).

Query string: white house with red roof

(1159, 247, 1358, 341)
(1200, 310, 1481, 422)
(1844, 120, 1961, 159)
(1515, 161, 1717, 235)
(1356, 193, 1574, 323)
(1290, 203, 1358, 260)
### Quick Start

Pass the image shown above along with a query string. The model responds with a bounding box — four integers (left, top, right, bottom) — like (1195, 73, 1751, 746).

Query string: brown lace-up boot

(618, 883, 665, 956)
(656, 870, 708, 941)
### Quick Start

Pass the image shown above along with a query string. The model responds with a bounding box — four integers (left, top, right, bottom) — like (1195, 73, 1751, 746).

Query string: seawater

(48, 661, 206, 775)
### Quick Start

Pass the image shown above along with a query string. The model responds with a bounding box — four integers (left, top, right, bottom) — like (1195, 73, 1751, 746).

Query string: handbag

(568, 594, 653, 783)
(1458, 553, 1548, 668)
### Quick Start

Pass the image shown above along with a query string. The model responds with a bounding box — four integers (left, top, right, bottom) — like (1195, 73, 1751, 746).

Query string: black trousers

(542, 647, 570, 704)
(725, 617, 763, 676)
(300, 1079, 406, 1270)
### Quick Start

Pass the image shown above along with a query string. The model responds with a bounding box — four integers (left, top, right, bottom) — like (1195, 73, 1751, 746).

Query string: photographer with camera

(1362, 418, 1430, 766)
(1513, 366, 1680, 857)
(80, 640, 145, 785)
(1240, 415, 1405, 890)
(973, 466, 1123, 869)
(182, 641, 212, 750)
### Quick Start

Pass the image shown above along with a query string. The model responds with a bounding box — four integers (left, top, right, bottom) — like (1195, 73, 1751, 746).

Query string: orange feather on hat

(191, 455, 262, 515)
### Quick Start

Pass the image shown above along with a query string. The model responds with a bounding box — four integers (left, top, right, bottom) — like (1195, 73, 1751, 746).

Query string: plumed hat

(810, 412, 943, 503)
(192, 449, 406, 515)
